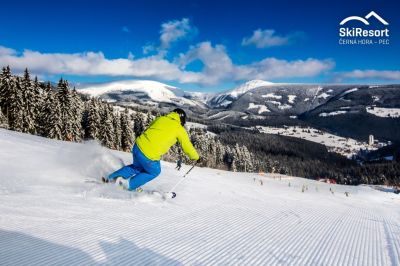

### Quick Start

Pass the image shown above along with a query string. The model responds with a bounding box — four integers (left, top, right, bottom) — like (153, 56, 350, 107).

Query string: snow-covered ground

(317, 92, 330, 99)
(226, 80, 274, 98)
(248, 103, 270, 114)
(319, 111, 348, 117)
(367, 107, 400, 118)
(266, 101, 292, 110)
(257, 126, 387, 158)
(0, 129, 399, 265)
(262, 93, 282, 99)
(78, 80, 201, 107)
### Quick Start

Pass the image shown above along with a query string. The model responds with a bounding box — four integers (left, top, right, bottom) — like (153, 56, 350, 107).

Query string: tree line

(208, 124, 400, 186)
(1, 66, 398, 186)
(0, 67, 255, 173)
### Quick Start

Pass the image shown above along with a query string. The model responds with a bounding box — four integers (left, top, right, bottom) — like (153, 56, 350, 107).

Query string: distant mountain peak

(230, 80, 274, 98)
(208, 80, 274, 107)
(77, 79, 206, 107)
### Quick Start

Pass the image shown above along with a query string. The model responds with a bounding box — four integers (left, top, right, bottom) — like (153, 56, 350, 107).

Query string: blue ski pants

(108, 144, 161, 190)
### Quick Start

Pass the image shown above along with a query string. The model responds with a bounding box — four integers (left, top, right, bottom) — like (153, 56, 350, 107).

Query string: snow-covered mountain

(208, 82, 400, 117)
(76, 79, 400, 142)
(208, 80, 275, 107)
(1, 129, 399, 265)
(78, 80, 209, 108)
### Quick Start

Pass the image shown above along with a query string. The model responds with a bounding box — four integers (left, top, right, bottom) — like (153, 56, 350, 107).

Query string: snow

(372, 96, 380, 102)
(288, 95, 297, 104)
(278, 104, 292, 110)
(317, 92, 330, 99)
(366, 107, 400, 118)
(248, 103, 270, 114)
(256, 126, 388, 158)
(78, 80, 198, 106)
(212, 80, 275, 107)
(262, 93, 282, 99)
(319, 111, 348, 117)
(266, 100, 292, 110)
(267, 100, 281, 105)
(229, 80, 274, 98)
(185, 121, 208, 129)
(218, 99, 233, 107)
(185, 122, 217, 137)
(79, 80, 177, 99)
(1, 129, 399, 265)
(345, 88, 358, 94)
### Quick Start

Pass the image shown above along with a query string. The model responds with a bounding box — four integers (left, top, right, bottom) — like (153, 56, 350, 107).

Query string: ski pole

(168, 161, 198, 197)
(183, 162, 197, 178)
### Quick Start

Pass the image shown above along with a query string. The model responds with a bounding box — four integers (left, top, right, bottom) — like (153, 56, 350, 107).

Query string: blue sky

(0, 0, 399, 91)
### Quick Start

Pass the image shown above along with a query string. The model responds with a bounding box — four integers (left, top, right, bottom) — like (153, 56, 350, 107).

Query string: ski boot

(115, 177, 129, 190)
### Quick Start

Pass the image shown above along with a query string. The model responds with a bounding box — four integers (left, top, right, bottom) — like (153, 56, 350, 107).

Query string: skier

(175, 157, 182, 171)
(105, 108, 200, 191)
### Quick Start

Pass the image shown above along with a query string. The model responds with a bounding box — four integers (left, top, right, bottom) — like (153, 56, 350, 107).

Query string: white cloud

(242, 29, 303, 48)
(0, 44, 334, 86)
(240, 57, 335, 80)
(142, 18, 197, 56)
(339, 70, 400, 81)
(0, 47, 182, 80)
(178, 42, 334, 85)
(0, 46, 16, 56)
(178, 42, 234, 85)
(142, 44, 155, 55)
(160, 18, 196, 49)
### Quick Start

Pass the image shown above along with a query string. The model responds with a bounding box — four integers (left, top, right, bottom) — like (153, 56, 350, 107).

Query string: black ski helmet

(173, 108, 186, 126)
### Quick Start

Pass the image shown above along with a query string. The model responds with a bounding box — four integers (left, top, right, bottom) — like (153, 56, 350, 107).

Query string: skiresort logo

(338, 11, 390, 45)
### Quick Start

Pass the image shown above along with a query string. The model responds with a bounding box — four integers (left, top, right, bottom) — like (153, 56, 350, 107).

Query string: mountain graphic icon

(340, 11, 389, 26)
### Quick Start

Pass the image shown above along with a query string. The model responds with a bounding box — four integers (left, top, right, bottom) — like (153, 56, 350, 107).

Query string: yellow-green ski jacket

(135, 112, 199, 161)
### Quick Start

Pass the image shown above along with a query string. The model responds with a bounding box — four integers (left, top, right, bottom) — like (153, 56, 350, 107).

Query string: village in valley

(256, 126, 391, 160)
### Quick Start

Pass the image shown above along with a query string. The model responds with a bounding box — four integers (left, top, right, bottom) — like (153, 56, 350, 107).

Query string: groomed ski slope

(0, 129, 399, 266)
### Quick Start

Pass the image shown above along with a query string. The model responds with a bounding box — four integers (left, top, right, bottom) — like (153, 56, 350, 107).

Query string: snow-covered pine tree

(113, 112, 121, 150)
(56, 79, 74, 141)
(0, 66, 12, 115)
(21, 69, 38, 134)
(224, 146, 235, 171)
(32, 76, 44, 132)
(70, 88, 84, 141)
(37, 82, 54, 136)
(145, 110, 153, 127)
(47, 92, 63, 140)
(8, 77, 24, 132)
(189, 128, 209, 166)
(241, 145, 254, 172)
(0, 109, 8, 129)
(207, 137, 217, 168)
(0, 66, 23, 131)
(120, 109, 134, 152)
(99, 104, 115, 149)
(86, 98, 102, 140)
(215, 139, 225, 168)
(133, 112, 145, 137)
(232, 143, 243, 171)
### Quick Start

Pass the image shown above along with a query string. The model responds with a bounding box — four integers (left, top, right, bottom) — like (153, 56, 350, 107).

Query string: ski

(84, 177, 176, 199)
